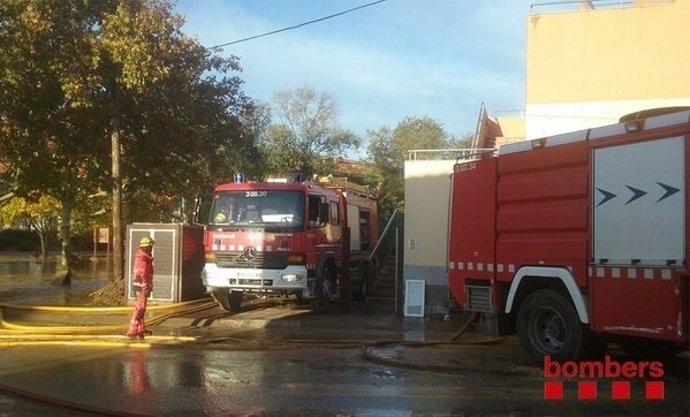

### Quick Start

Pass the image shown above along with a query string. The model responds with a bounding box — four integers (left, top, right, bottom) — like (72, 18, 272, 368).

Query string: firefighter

(127, 236, 155, 340)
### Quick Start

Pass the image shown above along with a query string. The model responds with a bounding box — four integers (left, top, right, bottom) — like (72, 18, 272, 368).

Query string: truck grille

(215, 252, 288, 269)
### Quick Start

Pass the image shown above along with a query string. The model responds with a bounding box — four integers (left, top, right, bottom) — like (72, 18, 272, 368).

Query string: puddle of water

(403, 330, 425, 342)
(0, 258, 112, 306)
(0, 261, 58, 275)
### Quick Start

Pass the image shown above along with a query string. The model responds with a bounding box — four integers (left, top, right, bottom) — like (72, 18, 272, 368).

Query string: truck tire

(311, 265, 335, 314)
(213, 291, 242, 312)
(516, 289, 595, 364)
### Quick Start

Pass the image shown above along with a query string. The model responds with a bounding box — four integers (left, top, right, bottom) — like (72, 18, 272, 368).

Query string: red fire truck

(202, 175, 378, 312)
(448, 108, 690, 364)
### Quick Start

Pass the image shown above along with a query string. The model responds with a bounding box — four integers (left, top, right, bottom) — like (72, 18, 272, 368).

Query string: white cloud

(177, 0, 531, 138)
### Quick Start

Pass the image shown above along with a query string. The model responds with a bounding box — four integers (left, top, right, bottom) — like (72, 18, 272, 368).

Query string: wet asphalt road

(1, 317, 689, 417)
(0, 256, 689, 416)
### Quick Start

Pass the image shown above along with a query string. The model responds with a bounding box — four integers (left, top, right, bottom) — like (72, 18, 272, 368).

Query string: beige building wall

(404, 160, 454, 266)
(403, 159, 456, 315)
(495, 116, 526, 147)
(526, 0, 690, 138)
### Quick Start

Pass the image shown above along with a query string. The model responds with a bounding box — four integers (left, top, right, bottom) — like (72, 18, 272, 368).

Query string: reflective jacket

(133, 249, 154, 289)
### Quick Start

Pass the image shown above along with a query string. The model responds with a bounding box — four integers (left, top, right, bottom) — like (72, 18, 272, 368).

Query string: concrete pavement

(0, 299, 689, 416)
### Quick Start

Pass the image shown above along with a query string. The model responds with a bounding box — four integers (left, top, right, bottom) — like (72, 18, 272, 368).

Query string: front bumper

(202, 263, 309, 293)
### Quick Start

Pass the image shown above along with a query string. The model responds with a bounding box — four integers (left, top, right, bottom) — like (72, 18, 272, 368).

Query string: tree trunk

(111, 124, 123, 281)
(58, 198, 73, 270)
(30, 218, 48, 258)
(38, 230, 47, 258)
(110, 75, 124, 282)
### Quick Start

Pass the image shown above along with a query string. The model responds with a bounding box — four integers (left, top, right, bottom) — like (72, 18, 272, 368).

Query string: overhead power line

(208, 0, 388, 49)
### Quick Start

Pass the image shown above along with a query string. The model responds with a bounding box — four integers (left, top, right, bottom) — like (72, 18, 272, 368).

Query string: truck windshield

(209, 190, 304, 230)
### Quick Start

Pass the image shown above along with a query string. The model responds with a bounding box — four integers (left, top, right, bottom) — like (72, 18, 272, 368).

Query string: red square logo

(611, 381, 630, 400)
(645, 381, 665, 400)
(544, 381, 563, 400)
(578, 381, 597, 400)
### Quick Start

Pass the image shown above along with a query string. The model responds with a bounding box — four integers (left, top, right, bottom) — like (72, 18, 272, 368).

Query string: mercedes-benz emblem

(240, 247, 258, 262)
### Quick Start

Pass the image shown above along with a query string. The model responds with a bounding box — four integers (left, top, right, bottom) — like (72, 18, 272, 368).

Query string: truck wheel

(516, 289, 591, 364)
(294, 291, 308, 304)
(213, 291, 242, 312)
(311, 265, 334, 313)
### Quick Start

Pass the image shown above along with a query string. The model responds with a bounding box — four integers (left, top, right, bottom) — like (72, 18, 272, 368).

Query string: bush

(0, 228, 101, 252)
(0, 229, 40, 251)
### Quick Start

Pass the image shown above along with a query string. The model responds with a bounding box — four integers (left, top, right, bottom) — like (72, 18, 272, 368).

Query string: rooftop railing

(530, 0, 671, 14)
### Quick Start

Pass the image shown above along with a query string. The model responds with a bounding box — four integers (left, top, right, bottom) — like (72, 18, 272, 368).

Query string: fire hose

(0, 299, 218, 346)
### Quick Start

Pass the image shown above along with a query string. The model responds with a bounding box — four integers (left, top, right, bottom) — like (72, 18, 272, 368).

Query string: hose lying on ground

(0, 300, 216, 342)
(0, 300, 540, 376)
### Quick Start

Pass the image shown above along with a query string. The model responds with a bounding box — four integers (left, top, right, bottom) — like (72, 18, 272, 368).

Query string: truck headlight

(282, 274, 304, 282)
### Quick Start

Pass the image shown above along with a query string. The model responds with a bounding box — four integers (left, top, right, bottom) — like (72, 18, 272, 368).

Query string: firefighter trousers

(127, 287, 150, 337)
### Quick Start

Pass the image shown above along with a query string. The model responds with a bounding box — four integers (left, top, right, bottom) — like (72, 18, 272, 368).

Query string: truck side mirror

(193, 195, 211, 226)
(193, 197, 202, 225)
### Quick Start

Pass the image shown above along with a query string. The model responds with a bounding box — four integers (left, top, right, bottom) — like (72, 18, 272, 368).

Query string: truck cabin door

(307, 195, 328, 228)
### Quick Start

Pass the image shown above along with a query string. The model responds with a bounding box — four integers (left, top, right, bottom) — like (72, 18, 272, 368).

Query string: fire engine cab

(202, 174, 378, 312)
(448, 108, 690, 363)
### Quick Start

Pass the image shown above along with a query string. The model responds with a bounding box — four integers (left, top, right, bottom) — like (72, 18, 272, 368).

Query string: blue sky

(175, 0, 533, 142)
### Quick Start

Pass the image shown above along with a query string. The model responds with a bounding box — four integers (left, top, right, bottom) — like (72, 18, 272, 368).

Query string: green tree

(261, 86, 359, 178)
(0, 0, 252, 278)
(364, 126, 402, 221)
(101, 0, 253, 280)
(370, 116, 450, 168)
(0, 195, 60, 257)
(366, 116, 468, 221)
(0, 0, 111, 271)
(448, 133, 474, 149)
(201, 100, 271, 188)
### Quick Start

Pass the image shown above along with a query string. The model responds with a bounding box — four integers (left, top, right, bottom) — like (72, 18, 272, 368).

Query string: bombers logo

(543, 355, 665, 401)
